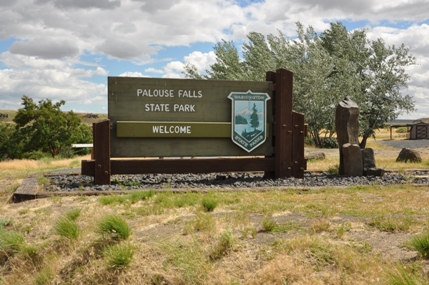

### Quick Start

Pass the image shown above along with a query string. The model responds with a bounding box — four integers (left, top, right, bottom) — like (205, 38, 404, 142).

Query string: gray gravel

(46, 171, 429, 192)
(379, 139, 429, 149)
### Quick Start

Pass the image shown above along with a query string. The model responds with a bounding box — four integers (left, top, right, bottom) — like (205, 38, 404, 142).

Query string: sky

(0, 0, 428, 119)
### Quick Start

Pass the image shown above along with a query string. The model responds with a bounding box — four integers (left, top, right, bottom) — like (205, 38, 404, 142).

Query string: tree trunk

(359, 135, 368, 149)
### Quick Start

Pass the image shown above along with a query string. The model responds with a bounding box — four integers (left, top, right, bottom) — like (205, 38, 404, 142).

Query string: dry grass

(308, 128, 429, 172)
(2, 184, 429, 284)
(1, 131, 429, 284)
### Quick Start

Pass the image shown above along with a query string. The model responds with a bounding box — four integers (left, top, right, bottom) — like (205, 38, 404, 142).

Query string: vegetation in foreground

(1, 137, 429, 284)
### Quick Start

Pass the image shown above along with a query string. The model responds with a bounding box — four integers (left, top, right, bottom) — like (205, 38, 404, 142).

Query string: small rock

(396, 148, 422, 163)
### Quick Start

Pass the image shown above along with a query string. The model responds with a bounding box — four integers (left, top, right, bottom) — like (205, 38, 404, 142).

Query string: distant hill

(0, 110, 108, 125)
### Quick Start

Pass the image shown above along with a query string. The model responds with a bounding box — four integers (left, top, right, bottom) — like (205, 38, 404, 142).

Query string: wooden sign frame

(81, 69, 306, 185)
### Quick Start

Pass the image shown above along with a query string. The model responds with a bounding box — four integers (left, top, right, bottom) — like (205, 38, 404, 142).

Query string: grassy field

(2, 129, 429, 284)
(0, 110, 108, 126)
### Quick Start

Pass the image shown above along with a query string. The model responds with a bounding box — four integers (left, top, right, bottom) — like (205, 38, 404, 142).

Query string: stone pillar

(342, 143, 363, 176)
(335, 97, 362, 176)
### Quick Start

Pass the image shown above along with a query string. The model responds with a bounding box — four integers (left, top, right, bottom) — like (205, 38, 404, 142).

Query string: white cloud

(144, 68, 163, 74)
(119, 71, 147, 77)
(0, 0, 428, 118)
(0, 52, 106, 111)
(183, 51, 217, 74)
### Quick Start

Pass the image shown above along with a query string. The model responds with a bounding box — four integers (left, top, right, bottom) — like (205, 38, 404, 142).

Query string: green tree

(250, 103, 259, 131)
(184, 22, 416, 148)
(184, 24, 351, 146)
(0, 122, 24, 160)
(320, 22, 416, 148)
(13, 96, 91, 157)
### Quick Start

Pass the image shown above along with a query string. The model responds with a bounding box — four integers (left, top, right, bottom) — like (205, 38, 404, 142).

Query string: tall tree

(320, 22, 416, 148)
(184, 22, 416, 148)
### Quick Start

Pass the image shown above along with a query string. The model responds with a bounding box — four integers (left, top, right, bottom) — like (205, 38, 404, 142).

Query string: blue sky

(1, 0, 429, 119)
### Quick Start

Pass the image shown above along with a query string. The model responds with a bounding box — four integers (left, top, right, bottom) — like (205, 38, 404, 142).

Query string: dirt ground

(3, 138, 429, 284)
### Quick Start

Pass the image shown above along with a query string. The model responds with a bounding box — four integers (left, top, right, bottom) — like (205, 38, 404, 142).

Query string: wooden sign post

(81, 69, 306, 185)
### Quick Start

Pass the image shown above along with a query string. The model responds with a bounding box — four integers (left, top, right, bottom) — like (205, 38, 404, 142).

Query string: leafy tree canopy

(12, 95, 92, 158)
(184, 22, 416, 148)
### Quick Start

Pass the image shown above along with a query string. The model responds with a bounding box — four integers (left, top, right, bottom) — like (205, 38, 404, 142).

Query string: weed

(37, 175, 50, 188)
(310, 219, 331, 233)
(98, 195, 127, 205)
(103, 242, 135, 269)
(0, 218, 12, 229)
(53, 217, 79, 240)
(183, 212, 215, 234)
(133, 204, 164, 216)
(128, 190, 154, 204)
(327, 164, 339, 175)
(407, 232, 429, 259)
(262, 217, 277, 232)
(35, 266, 54, 285)
(96, 214, 131, 241)
(210, 229, 235, 261)
(65, 208, 81, 221)
(0, 228, 26, 254)
(240, 226, 257, 239)
(18, 208, 30, 215)
(336, 222, 352, 238)
(386, 263, 427, 285)
(160, 238, 209, 284)
(174, 192, 200, 208)
(276, 222, 302, 233)
(202, 197, 218, 212)
(69, 159, 81, 168)
(368, 214, 415, 233)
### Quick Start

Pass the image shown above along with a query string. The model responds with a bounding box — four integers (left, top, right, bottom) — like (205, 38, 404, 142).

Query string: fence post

(265, 71, 277, 178)
(93, 120, 111, 185)
(274, 69, 294, 178)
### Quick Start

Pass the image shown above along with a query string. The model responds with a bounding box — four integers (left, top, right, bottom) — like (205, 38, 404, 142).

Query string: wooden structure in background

(81, 69, 306, 185)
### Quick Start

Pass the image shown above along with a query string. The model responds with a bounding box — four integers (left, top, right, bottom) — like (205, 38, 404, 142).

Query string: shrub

(320, 137, 339, 149)
(327, 164, 339, 175)
(96, 214, 131, 241)
(58, 146, 76, 159)
(395, 127, 408, 133)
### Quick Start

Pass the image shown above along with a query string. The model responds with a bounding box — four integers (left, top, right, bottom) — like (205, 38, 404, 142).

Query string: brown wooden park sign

(81, 69, 307, 185)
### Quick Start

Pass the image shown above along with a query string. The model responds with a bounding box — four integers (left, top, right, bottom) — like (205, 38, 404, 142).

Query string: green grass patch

(367, 214, 415, 233)
(407, 231, 429, 259)
(160, 238, 209, 284)
(386, 263, 428, 285)
(201, 197, 218, 212)
(103, 242, 135, 269)
(96, 214, 131, 241)
(209, 229, 235, 260)
(183, 212, 215, 234)
(64, 208, 81, 221)
(53, 217, 80, 240)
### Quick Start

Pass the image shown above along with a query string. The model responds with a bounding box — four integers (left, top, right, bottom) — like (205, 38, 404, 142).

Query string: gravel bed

(46, 171, 429, 192)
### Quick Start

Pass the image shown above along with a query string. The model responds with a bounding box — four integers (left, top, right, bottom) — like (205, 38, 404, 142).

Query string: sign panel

(228, 91, 270, 152)
(108, 77, 273, 157)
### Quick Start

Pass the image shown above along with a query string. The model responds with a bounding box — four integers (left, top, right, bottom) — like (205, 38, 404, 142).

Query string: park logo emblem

(228, 91, 271, 152)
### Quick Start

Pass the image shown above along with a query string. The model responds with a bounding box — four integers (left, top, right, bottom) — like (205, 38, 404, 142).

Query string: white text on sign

(144, 104, 195, 112)
(137, 89, 203, 98)
(152, 125, 191, 134)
